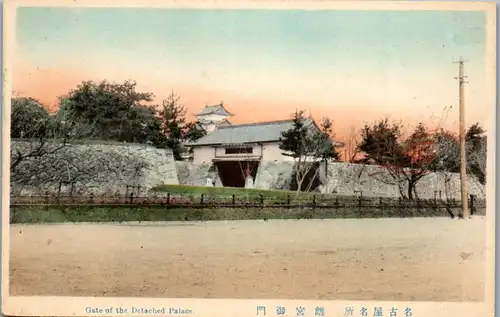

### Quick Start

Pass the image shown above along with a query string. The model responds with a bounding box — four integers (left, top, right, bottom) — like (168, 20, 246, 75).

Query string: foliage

(17, 81, 203, 161)
(358, 118, 402, 164)
(466, 123, 487, 184)
(184, 121, 207, 142)
(358, 118, 435, 199)
(359, 117, 488, 199)
(58, 80, 164, 144)
(157, 91, 188, 160)
(314, 117, 341, 161)
(279, 110, 309, 158)
(10, 97, 93, 172)
(432, 129, 458, 169)
(11, 97, 52, 139)
(279, 110, 340, 193)
(433, 123, 487, 185)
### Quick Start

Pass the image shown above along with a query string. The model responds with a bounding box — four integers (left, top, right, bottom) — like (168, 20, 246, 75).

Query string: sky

(13, 7, 490, 141)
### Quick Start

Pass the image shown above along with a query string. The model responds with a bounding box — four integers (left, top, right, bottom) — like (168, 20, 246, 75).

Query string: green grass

(11, 186, 485, 224)
(10, 205, 473, 224)
(151, 184, 323, 200)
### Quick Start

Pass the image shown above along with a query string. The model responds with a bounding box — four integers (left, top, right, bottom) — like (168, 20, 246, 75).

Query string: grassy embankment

(10, 185, 465, 224)
(152, 184, 320, 200)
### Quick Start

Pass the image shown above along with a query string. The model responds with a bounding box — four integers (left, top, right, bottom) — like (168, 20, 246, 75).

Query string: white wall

(197, 114, 230, 134)
(261, 142, 291, 162)
(214, 145, 263, 158)
(193, 142, 294, 165)
(203, 123, 218, 133)
(192, 147, 215, 165)
(198, 114, 228, 122)
(193, 142, 333, 165)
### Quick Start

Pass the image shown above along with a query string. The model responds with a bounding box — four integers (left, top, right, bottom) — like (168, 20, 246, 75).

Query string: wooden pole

(454, 57, 469, 218)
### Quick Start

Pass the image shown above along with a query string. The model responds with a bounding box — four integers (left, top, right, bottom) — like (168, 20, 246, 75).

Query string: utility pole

(454, 57, 469, 218)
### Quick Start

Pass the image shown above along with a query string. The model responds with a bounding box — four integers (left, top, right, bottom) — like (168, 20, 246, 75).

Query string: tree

(432, 129, 460, 173)
(342, 125, 361, 163)
(279, 110, 340, 194)
(431, 129, 461, 202)
(59, 80, 163, 144)
(314, 117, 341, 162)
(401, 123, 436, 198)
(432, 123, 487, 193)
(358, 118, 401, 164)
(358, 118, 435, 200)
(184, 121, 206, 142)
(10, 97, 90, 172)
(11, 97, 51, 139)
(158, 91, 188, 160)
(181, 122, 207, 161)
(466, 123, 486, 185)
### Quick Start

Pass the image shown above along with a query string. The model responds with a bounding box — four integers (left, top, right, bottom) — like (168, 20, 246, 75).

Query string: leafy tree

(433, 123, 487, 185)
(315, 117, 341, 161)
(466, 123, 487, 184)
(358, 118, 402, 165)
(158, 91, 188, 160)
(279, 110, 340, 193)
(11, 97, 52, 139)
(280, 110, 308, 158)
(184, 122, 207, 142)
(466, 123, 485, 148)
(59, 80, 163, 144)
(10, 97, 92, 172)
(182, 121, 207, 161)
(432, 129, 460, 173)
(358, 118, 435, 200)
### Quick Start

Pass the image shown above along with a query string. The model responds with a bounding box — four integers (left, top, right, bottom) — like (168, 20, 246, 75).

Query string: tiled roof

(197, 118, 232, 125)
(196, 103, 233, 116)
(190, 118, 315, 146)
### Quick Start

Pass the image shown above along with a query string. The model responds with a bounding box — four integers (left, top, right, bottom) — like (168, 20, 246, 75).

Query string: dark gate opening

(289, 161, 322, 192)
(215, 160, 260, 188)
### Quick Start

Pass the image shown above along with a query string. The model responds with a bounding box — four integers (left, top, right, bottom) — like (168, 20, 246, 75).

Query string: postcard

(2, 1, 496, 317)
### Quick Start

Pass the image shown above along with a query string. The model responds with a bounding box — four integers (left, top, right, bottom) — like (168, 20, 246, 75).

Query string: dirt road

(9, 218, 486, 301)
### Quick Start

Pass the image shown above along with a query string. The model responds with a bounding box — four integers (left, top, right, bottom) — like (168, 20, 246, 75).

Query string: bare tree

(343, 125, 361, 163)
(230, 147, 258, 188)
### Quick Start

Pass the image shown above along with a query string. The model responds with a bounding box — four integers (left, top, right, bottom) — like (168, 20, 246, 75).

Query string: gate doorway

(215, 160, 260, 188)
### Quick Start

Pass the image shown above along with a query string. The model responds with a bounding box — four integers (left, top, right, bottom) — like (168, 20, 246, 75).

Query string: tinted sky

(13, 7, 490, 140)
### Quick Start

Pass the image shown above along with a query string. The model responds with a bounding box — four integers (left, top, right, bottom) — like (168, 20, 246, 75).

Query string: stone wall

(254, 161, 294, 190)
(10, 140, 179, 196)
(175, 161, 222, 187)
(318, 162, 485, 200)
(175, 161, 294, 190)
(177, 160, 485, 200)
